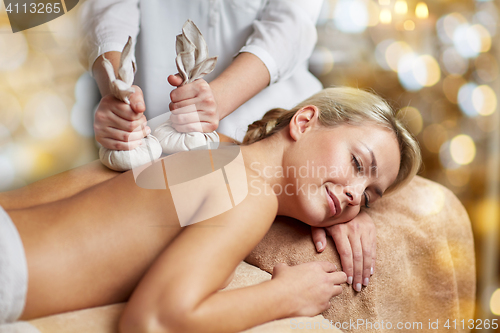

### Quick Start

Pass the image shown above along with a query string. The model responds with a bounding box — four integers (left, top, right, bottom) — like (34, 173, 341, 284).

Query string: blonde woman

(0, 87, 420, 332)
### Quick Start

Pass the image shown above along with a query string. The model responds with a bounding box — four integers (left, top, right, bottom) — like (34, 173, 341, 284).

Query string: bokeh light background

(0, 0, 499, 330)
(311, 1, 500, 330)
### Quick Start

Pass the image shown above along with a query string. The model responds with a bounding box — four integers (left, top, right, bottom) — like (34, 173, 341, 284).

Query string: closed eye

(363, 192, 370, 208)
(352, 155, 362, 172)
(352, 155, 370, 208)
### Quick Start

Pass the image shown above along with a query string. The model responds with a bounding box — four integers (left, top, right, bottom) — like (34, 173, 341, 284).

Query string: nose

(344, 187, 361, 206)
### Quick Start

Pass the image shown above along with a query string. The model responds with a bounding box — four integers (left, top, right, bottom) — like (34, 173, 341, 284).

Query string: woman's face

(281, 113, 400, 227)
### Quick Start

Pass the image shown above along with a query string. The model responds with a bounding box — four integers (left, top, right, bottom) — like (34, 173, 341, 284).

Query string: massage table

(3, 176, 474, 333)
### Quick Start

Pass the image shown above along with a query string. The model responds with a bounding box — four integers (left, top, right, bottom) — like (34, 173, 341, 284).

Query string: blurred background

(310, 1, 500, 331)
(0, 0, 498, 331)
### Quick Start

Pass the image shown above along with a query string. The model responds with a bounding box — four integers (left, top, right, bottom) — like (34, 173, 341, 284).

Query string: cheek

(330, 158, 355, 181)
(337, 206, 360, 223)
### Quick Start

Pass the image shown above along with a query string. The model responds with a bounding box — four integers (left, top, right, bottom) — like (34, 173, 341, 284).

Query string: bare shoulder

(185, 154, 278, 231)
(131, 145, 278, 228)
(173, 144, 279, 248)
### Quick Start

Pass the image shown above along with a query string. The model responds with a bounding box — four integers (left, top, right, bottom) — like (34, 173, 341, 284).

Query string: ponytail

(243, 108, 291, 144)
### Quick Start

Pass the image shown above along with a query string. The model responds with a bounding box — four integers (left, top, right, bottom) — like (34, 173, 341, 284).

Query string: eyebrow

(359, 141, 383, 198)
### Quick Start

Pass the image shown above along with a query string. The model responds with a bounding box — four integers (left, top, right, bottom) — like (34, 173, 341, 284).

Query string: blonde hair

(243, 87, 422, 193)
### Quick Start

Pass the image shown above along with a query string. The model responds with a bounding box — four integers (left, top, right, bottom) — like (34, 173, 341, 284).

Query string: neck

(240, 132, 290, 216)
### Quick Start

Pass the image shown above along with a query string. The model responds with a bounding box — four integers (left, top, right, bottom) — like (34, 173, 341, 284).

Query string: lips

(325, 186, 341, 218)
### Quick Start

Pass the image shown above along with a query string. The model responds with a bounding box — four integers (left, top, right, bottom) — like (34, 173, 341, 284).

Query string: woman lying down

(0, 87, 420, 333)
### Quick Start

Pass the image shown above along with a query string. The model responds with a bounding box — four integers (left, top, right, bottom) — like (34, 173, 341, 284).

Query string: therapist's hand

(167, 74, 219, 133)
(311, 210, 376, 293)
(94, 85, 150, 150)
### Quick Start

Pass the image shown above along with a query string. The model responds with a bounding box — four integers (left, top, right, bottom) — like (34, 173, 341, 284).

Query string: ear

(289, 105, 319, 141)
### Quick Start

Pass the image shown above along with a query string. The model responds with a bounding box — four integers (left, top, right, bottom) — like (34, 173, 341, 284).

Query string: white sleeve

(239, 0, 324, 85)
(78, 0, 141, 75)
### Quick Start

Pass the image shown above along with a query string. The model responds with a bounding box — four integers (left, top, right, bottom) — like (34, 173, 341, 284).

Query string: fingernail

(356, 283, 362, 292)
(371, 266, 374, 275)
(363, 278, 369, 286)
(347, 276, 353, 285)
(135, 102, 144, 109)
(315, 242, 322, 251)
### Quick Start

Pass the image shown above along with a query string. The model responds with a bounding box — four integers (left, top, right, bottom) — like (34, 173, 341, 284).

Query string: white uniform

(79, 0, 323, 141)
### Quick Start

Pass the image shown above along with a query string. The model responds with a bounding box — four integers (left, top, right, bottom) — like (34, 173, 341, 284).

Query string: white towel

(0, 206, 28, 324)
(0, 322, 41, 333)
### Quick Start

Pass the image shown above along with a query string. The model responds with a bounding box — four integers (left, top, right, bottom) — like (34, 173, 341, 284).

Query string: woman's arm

(312, 211, 376, 291)
(119, 188, 280, 332)
(119, 182, 344, 333)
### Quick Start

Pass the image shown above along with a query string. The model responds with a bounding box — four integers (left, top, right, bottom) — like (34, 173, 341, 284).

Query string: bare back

(11, 145, 276, 320)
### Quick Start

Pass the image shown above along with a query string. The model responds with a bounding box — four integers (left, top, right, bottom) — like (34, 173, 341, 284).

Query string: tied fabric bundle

(99, 37, 162, 172)
(154, 20, 220, 154)
(102, 36, 136, 104)
(99, 20, 220, 171)
(174, 19, 218, 84)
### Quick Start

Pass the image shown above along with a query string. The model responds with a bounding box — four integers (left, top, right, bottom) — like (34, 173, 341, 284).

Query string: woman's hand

(311, 211, 376, 292)
(94, 85, 149, 150)
(167, 75, 219, 133)
(271, 262, 346, 317)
